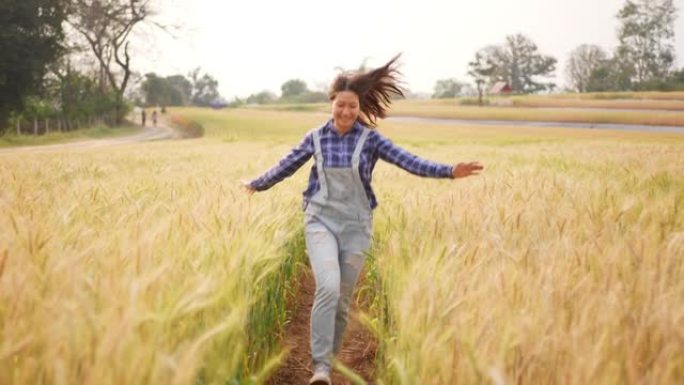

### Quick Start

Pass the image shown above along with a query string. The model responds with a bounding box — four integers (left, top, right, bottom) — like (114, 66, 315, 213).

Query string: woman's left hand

(241, 181, 256, 195)
(452, 162, 484, 178)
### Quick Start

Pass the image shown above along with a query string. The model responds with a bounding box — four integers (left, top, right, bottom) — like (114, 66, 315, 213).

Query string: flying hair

(328, 54, 405, 128)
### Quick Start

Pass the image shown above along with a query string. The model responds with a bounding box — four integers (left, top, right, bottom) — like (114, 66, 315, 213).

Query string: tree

(467, 50, 495, 106)
(51, 61, 115, 126)
(166, 75, 192, 105)
(0, 0, 66, 132)
(189, 68, 220, 107)
(470, 34, 557, 94)
(432, 79, 466, 99)
(585, 63, 615, 92)
(246, 91, 277, 104)
(141, 73, 165, 106)
(501, 34, 557, 93)
(615, 0, 677, 87)
(141, 73, 192, 106)
(66, 0, 154, 124)
(670, 67, 684, 89)
(281, 79, 308, 98)
(565, 44, 608, 92)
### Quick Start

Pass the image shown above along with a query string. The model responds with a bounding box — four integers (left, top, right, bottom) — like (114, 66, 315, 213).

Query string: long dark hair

(328, 54, 405, 128)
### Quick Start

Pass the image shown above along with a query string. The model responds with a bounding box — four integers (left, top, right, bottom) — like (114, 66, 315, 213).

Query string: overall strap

(350, 128, 370, 190)
(312, 129, 328, 200)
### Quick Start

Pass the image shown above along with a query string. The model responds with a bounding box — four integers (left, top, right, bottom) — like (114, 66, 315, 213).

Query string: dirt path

(0, 121, 176, 155)
(267, 268, 377, 385)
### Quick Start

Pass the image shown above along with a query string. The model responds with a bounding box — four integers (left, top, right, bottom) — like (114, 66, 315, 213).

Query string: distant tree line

(0, 0, 225, 136)
(237, 61, 384, 106)
(247, 0, 681, 106)
(431, 0, 683, 102)
(229, 78, 328, 107)
(1, 0, 152, 135)
(564, 0, 682, 92)
(140, 68, 223, 108)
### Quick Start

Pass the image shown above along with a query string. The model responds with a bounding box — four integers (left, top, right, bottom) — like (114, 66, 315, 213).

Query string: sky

(137, 0, 684, 99)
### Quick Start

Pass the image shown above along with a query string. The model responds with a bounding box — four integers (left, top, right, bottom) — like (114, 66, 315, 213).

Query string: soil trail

(0, 120, 176, 155)
(267, 268, 377, 385)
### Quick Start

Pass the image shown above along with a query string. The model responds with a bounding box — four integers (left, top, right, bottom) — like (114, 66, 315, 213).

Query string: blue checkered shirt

(249, 120, 454, 209)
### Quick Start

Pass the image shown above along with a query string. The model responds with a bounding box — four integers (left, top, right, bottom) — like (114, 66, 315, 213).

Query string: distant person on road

(245, 54, 483, 385)
(151, 109, 158, 127)
(141, 109, 146, 127)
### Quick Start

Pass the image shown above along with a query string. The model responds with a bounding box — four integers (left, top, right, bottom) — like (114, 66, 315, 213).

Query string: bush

(168, 114, 204, 138)
(280, 91, 328, 104)
(458, 97, 490, 106)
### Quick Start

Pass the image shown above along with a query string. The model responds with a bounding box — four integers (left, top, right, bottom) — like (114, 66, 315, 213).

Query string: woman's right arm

(247, 133, 314, 192)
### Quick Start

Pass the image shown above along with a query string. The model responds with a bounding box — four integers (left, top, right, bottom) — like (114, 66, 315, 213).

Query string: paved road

(388, 116, 684, 134)
(529, 106, 684, 114)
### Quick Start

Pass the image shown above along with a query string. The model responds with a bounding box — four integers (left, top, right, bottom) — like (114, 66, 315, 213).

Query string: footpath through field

(0, 120, 176, 155)
(267, 268, 377, 385)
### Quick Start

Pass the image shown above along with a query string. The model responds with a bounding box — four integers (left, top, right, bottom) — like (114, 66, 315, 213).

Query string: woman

(246, 55, 483, 385)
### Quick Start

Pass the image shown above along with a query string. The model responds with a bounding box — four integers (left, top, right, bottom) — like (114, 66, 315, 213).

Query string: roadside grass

(548, 91, 684, 100)
(506, 96, 684, 110)
(0, 123, 140, 148)
(390, 100, 684, 126)
(167, 107, 327, 142)
(225, 94, 684, 127)
(168, 107, 684, 146)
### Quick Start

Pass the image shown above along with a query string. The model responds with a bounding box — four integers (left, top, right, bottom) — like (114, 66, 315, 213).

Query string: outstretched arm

(377, 133, 483, 179)
(245, 133, 314, 192)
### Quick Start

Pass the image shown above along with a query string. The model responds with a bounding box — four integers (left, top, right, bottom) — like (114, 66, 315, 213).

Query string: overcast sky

(138, 0, 684, 99)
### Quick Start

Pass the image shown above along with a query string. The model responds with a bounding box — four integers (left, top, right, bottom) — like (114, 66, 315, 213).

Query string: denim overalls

(304, 127, 372, 370)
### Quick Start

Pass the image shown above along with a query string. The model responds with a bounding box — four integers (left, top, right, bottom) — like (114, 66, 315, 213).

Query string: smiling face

(331, 90, 360, 134)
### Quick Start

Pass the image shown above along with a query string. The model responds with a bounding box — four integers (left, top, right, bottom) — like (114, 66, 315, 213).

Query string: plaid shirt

(249, 120, 454, 209)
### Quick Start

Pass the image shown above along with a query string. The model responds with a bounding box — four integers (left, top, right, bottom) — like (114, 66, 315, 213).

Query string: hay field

(1, 107, 683, 384)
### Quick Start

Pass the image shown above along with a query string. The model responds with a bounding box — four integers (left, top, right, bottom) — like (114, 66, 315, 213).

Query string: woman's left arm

(376, 133, 482, 179)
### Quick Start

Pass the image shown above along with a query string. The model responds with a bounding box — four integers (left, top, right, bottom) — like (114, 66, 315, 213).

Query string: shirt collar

(326, 119, 362, 137)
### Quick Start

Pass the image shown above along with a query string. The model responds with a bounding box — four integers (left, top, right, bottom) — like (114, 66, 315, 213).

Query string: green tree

(246, 91, 277, 104)
(615, 0, 677, 88)
(189, 68, 220, 106)
(141, 73, 192, 107)
(290, 91, 328, 103)
(166, 75, 192, 105)
(670, 67, 684, 89)
(565, 44, 608, 93)
(467, 50, 495, 106)
(66, 0, 154, 124)
(54, 63, 112, 124)
(471, 34, 557, 94)
(432, 78, 466, 99)
(141, 73, 165, 107)
(0, 0, 66, 132)
(280, 79, 308, 98)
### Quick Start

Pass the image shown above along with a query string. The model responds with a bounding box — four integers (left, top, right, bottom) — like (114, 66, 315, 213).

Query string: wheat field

(1, 107, 683, 384)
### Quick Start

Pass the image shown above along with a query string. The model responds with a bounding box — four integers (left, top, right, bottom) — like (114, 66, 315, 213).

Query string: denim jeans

(305, 212, 370, 368)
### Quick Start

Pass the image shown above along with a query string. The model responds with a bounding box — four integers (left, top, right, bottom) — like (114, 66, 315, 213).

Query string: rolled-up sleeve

(376, 133, 453, 178)
(249, 133, 314, 191)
